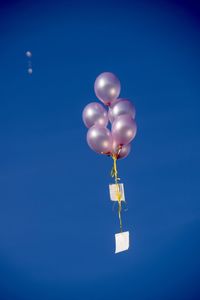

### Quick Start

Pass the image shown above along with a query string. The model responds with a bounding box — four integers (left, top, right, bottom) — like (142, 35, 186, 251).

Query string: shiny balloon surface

(87, 125, 113, 154)
(94, 72, 121, 106)
(82, 102, 108, 128)
(112, 115, 137, 146)
(108, 98, 135, 123)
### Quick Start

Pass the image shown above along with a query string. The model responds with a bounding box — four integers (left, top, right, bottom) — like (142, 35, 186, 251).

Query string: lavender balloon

(87, 125, 113, 154)
(94, 72, 121, 106)
(82, 102, 108, 128)
(108, 98, 136, 123)
(112, 115, 137, 146)
(112, 142, 131, 160)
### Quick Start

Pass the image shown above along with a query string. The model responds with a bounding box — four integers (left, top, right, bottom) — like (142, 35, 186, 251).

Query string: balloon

(26, 51, 32, 58)
(87, 125, 113, 154)
(27, 68, 33, 75)
(94, 72, 121, 106)
(82, 102, 108, 128)
(112, 115, 137, 146)
(108, 98, 136, 123)
(113, 143, 131, 160)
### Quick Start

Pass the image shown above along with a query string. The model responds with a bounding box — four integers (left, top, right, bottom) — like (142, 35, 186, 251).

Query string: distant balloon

(27, 68, 33, 75)
(26, 51, 32, 58)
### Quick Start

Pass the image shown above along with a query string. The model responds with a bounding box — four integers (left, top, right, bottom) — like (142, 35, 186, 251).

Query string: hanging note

(115, 231, 129, 253)
(109, 183, 125, 201)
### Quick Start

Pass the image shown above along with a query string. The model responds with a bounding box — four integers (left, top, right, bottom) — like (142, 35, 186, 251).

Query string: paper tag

(109, 183, 125, 201)
(115, 231, 129, 253)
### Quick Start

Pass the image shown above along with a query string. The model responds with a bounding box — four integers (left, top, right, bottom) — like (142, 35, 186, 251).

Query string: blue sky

(0, 0, 200, 299)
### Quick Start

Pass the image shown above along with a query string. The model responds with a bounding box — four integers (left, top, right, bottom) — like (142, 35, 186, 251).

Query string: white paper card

(109, 183, 125, 202)
(115, 231, 129, 253)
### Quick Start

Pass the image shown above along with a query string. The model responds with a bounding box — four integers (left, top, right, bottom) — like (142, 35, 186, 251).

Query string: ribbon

(111, 150, 123, 233)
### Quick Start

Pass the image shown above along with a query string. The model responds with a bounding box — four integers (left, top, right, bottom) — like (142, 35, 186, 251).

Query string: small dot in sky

(28, 68, 33, 75)
(26, 51, 32, 58)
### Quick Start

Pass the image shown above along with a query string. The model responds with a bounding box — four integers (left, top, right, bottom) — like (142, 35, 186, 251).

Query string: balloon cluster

(82, 72, 137, 241)
(25, 51, 33, 75)
(82, 72, 137, 160)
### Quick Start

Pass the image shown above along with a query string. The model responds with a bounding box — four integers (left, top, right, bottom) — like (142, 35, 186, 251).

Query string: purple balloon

(112, 115, 137, 146)
(87, 125, 113, 154)
(82, 102, 108, 128)
(108, 98, 136, 123)
(94, 72, 121, 106)
(112, 142, 131, 160)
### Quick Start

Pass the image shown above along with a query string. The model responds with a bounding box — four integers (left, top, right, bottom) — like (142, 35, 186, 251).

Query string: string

(111, 149, 123, 233)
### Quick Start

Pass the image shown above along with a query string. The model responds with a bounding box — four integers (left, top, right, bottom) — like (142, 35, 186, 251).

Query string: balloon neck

(101, 151, 112, 156)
